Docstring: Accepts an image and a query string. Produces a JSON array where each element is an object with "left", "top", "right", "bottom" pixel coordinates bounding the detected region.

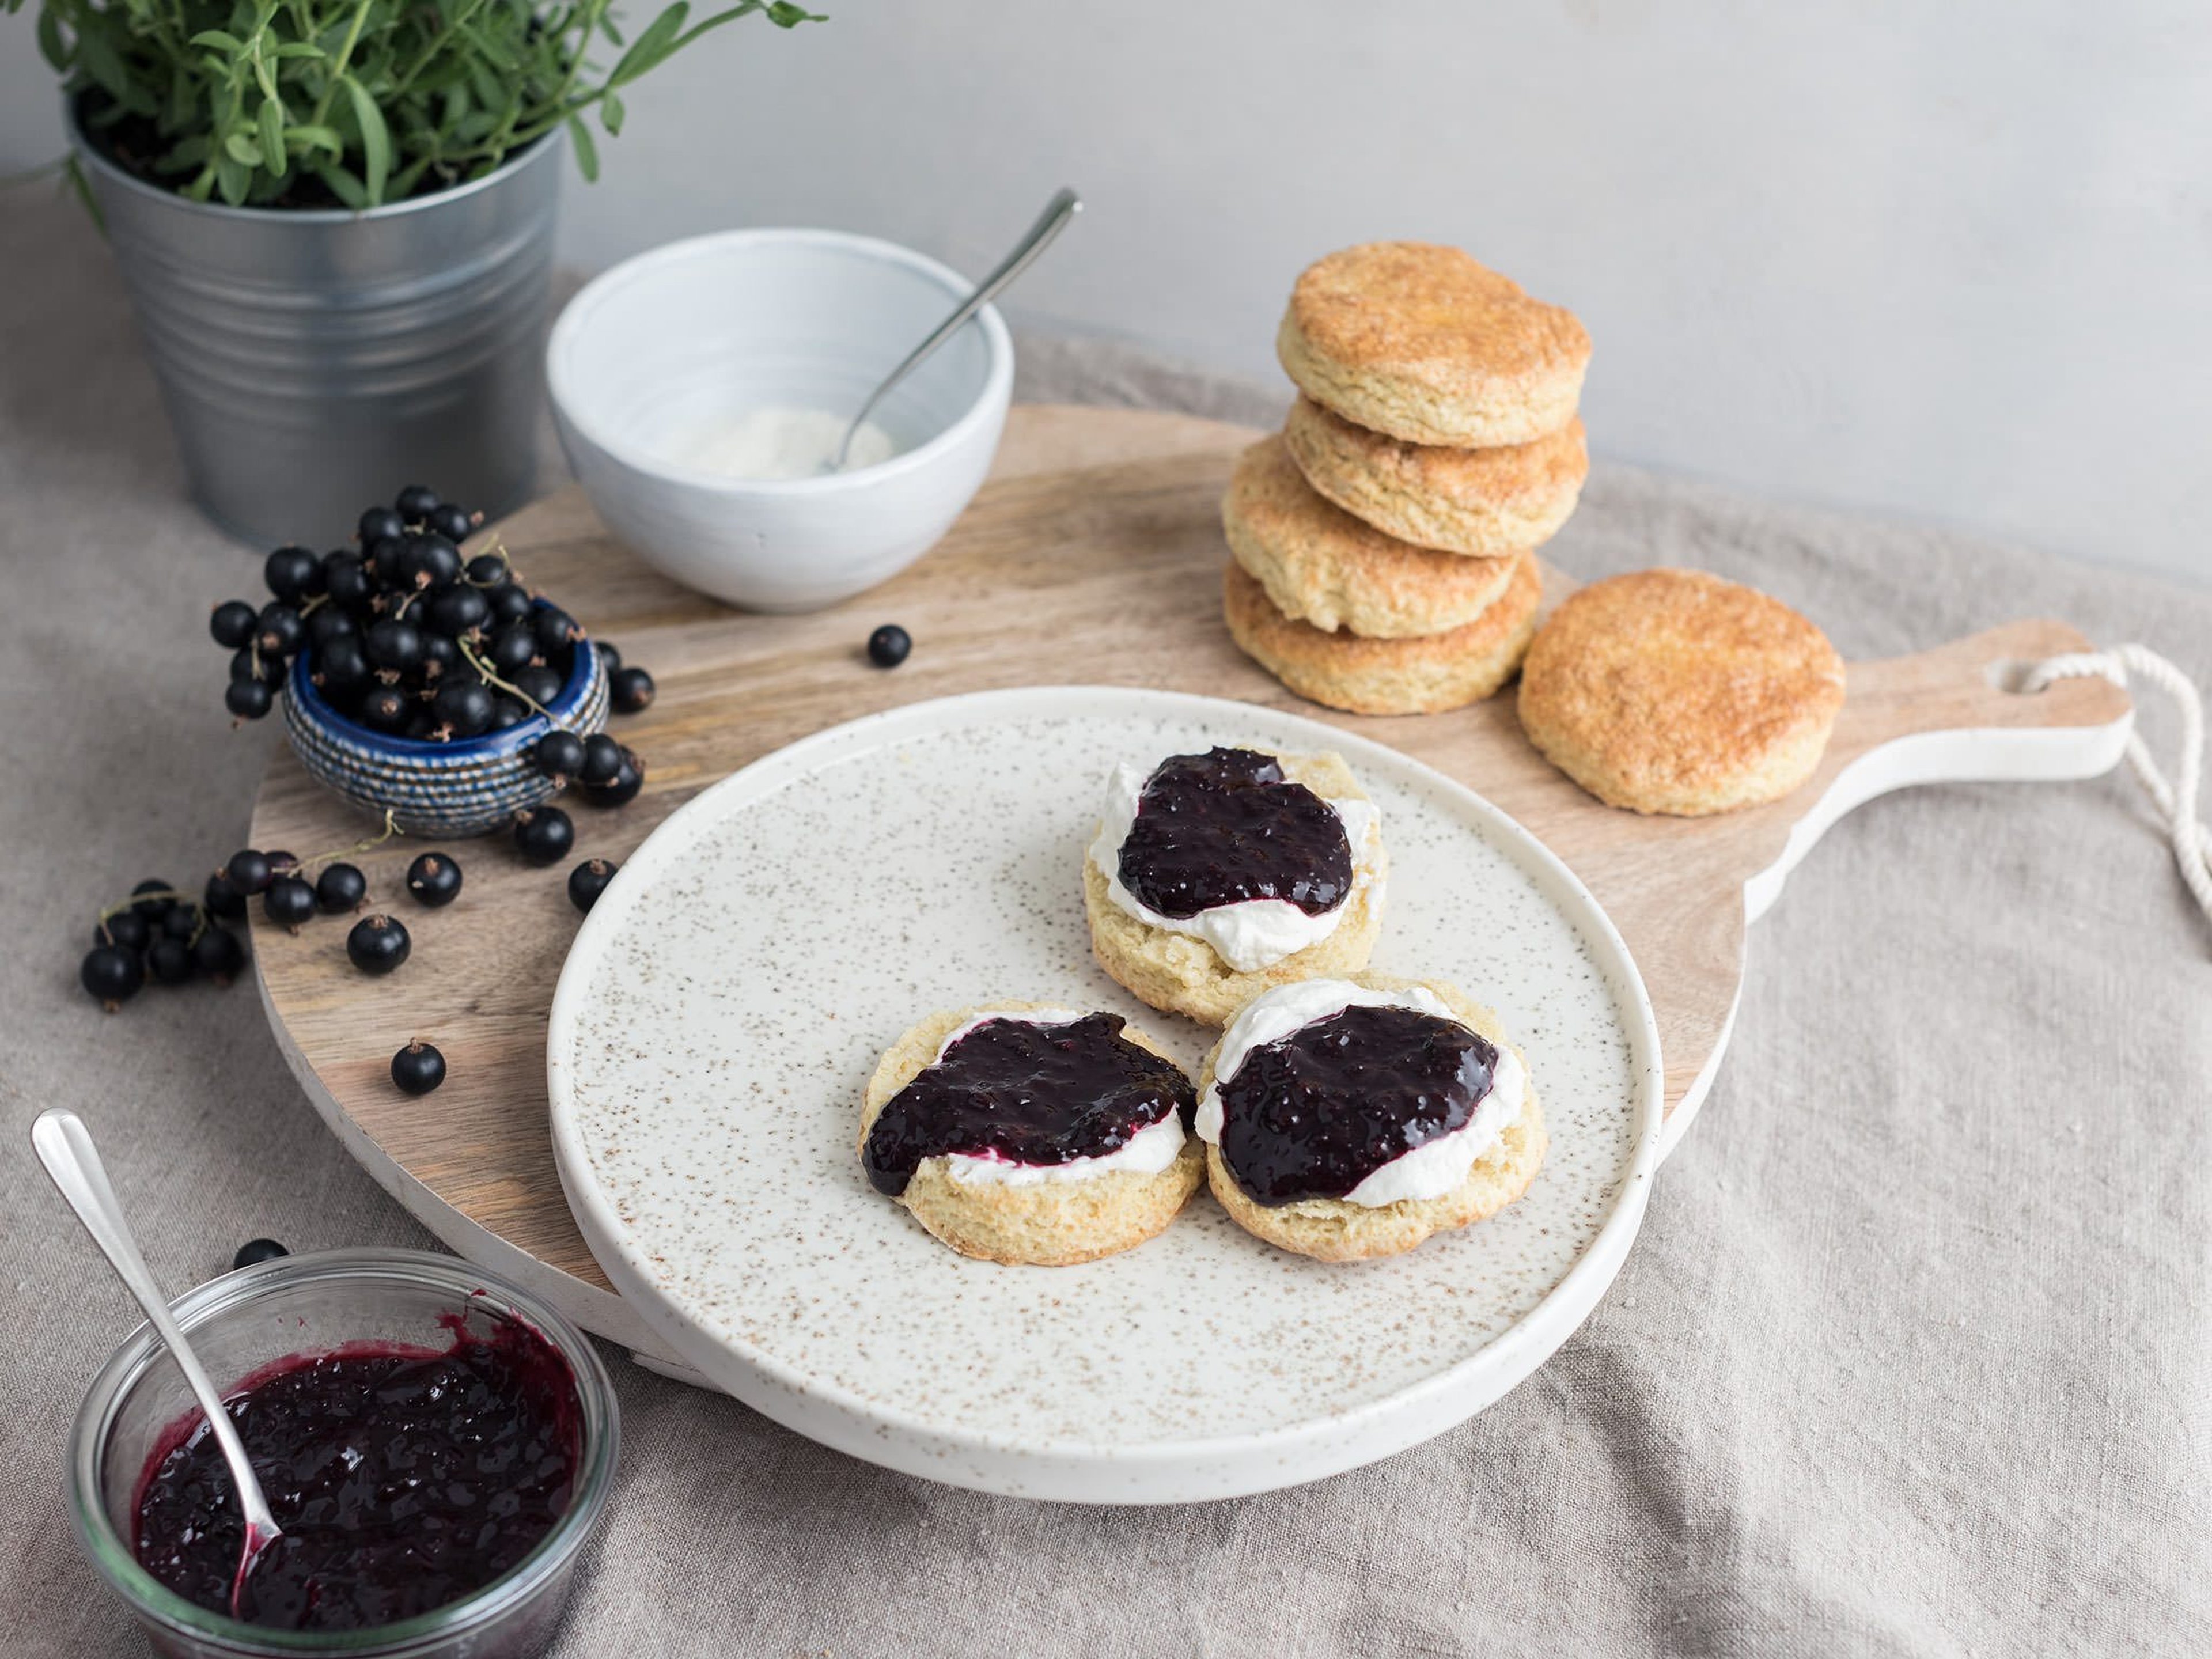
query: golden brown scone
[
  {"left": 1281, "top": 395, "right": 1587, "bottom": 558},
  {"left": 1223, "top": 554, "right": 1541, "bottom": 715},
  {"left": 1277, "top": 242, "right": 1590, "bottom": 447},
  {"left": 859, "top": 1003, "right": 1202, "bottom": 1266},
  {"left": 1517, "top": 567, "right": 1847, "bottom": 816},
  {"left": 1223, "top": 435, "right": 1519, "bottom": 638},
  {"left": 1198, "top": 974, "right": 1546, "bottom": 1262},
  {"left": 1085, "top": 752, "right": 1385, "bottom": 1027}
]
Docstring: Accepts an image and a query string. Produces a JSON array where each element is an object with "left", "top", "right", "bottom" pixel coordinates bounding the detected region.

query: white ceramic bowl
[{"left": 547, "top": 229, "right": 1013, "bottom": 613}]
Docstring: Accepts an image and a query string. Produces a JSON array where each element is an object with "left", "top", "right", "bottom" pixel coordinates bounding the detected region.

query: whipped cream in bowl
[{"left": 1087, "top": 752, "right": 1384, "bottom": 972}]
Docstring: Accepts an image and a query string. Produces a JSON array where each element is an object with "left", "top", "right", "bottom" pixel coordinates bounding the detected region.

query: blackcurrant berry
[
  {"left": 365, "top": 618, "right": 424, "bottom": 671},
  {"left": 160, "top": 903, "right": 200, "bottom": 942},
  {"left": 230, "top": 646, "right": 277, "bottom": 684},
  {"left": 316, "top": 862, "right": 367, "bottom": 913},
  {"left": 81, "top": 945, "right": 144, "bottom": 1010},
  {"left": 431, "top": 679, "right": 495, "bottom": 738},
  {"left": 368, "top": 535, "right": 410, "bottom": 589},
  {"left": 130, "top": 879, "right": 176, "bottom": 918},
  {"left": 264, "top": 874, "right": 316, "bottom": 929},
  {"left": 486, "top": 623, "right": 537, "bottom": 677},
  {"left": 192, "top": 925, "right": 247, "bottom": 984},
  {"left": 416, "top": 631, "right": 460, "bottom": 681},
  {"left": 257, "top": 602, "right": 306, "bottom": 656},
  {"left": 226, "top": 849, "right": 274, "bottom": 895},
  {"left": 533, "top": 607, "right": 581, "bottom": 655},
  {"left": 513, "top": 805, "right": 574, "bottom": 866},
  {"left": 267, "top": 850, "right": 299, "bottom": 874},
  {"left": 390, "top": 1038, "right": 447, "bottom": 1096},
  {"left": 315, "top": 636, "right": 370, "bottom": 689},
  {"left": 225, "top": 679, "right": 274, "bottom": 721},
  {"left": 233, "top": 1238, "right": 289, "bottom": 1270},
  {"left": 425, "top": 583, "right": 488, "bottom": 638},
  {"left": 464, "top": 551, "right": 507, "bottom": 586},
  {"left": 359, "top": 684, "right": 410, "bottom": 731},
  {"left": 584, "top": 748, "right": 645, "bottom": 808},
  {"left": 490, "top": 696, "right": 529, "bottom": 729},
  {"left": 203, "top": 870, "right": 247, "bottom": 921},
  {"left": 484, "top": 582, "right": 532, "bottom": 627},
  {"left": 395, "top": 484, "right": 441, "bottom": 522},
  {"left": 866, "top": 624, "right": 911, "bottom": 668},
  {"left": 406, "top": 534, "right": 462, "bottom": 591},
  {"left": 324, "top": 549, "right": 372, "bottom": 607},
  {"left": 513, "top": 664, "right": 563, "bottom": 709},
  {"left": 360, "top": 504, "right": 405, "bottom": 543},
  {"left": 406, "top": 852, "right": 463, "bottom": 907},
  {"left": 567, "top": 857, "right": 618, "bottom": 913},
  {"left": 431, "top": 503, "right": 475, "bottom": 543},
  {"left": 264, "top": 544, "right": 321, "bottom": 600},
  {"left": 309, "top": 607, "right": 358, "bottom": 649},
  {"left": 577, "top": 732, "right": 623, "bottom": 786},
  {"left": 404, "top": 707, "right": 440, "bottom": 741},
  {"left": 210, "top": 600, "right": 259, "bottom": 649},
  {"left": 609, "top": 665, "right": 656, "bottom": 714},
  {"left": 346, "top": 913, "right": 411, "bottom": 975},
  {"left": 596, "top": 642, "right": 622, "bottom": 673},
  {"left": 147, "top": 936, "right": 195, "bottom": 985},
  {"left": 535, "top": 730, "right": 586, "bottom": 781},
  {"left": 97, "top": 909, "right": 150, "bottom": 951}
]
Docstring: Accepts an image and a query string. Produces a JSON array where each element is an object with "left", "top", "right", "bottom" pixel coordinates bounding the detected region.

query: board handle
[{"left": 1744, "top": 618, "right": 2134, "bottom": 920}]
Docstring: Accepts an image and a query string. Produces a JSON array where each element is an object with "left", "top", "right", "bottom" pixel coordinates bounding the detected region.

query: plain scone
[
  {"left": 1517, "top": 567, "right": 1847, "bottom": 815},
  {"left": 1199, "top": 973, "right": 1547, "bottom": 1262},
  {"left": 859, "top": 1002, "right": 1202, "bottom": 1267},
  {"left": 1085, "top": 751, "right": 1385, "bottom": 1028},
  {"left": 1276, "top": 242, "right": 1590, "bottom": 448},
  {"left": 1223, "top": 555, "right": 1541, "bottom": 715},
  {"left": 1223, "top": 434, "right": 1520, "bottom": 638},
  {"left": 1281, "top": 394, "right": 1587, "bottom": 559}
]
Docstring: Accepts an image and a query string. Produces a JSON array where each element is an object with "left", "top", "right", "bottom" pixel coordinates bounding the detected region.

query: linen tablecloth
[{"left": 3, "top": 191, "right": 2207, "bottom": 1656}]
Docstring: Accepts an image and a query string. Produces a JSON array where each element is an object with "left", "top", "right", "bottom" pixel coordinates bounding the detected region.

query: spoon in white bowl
[
  {"left": 33, "top": 1108, "right": 281, "bottom": 1620},
  {"left": 825, "top": 185, "right": 1083, "bottom": 474}
]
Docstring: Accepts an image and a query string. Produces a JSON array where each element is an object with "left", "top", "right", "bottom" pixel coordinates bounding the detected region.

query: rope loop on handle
[{"left": 2023, "top": 644, "right": 2211, "bottom": 928}]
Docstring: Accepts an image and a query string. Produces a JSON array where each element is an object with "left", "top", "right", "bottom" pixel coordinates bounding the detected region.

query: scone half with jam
[
  {"left": 1196, "top": 974, "right": 1546, "bottom": 1261},
  {"left": 858, "top": 1002, "right": 1202, "bottom": 1266},
  {"left": 1082, "top": 747, "right": 1388, "bottom": 1027}
]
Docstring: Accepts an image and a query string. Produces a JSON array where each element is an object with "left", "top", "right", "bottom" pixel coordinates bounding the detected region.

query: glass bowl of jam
[{"left": 66, "top": 1248, "right": 619, "bottom": 1659}]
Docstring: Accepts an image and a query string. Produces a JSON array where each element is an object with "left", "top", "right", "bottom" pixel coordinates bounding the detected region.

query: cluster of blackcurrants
[
  {"left": 79, "top": 878, "right": 251, "bottom": 1011},
  {"left": 209, "top": 485, "right": 656, "bottom": 761}
]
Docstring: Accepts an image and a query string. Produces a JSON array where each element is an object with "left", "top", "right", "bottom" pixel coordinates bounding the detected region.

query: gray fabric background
[{"left": 3, "top": 188, "right": 2208, "bottom": 1656}]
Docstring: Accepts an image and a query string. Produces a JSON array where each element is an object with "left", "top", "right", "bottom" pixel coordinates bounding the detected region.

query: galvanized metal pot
[{"left": 67, "top": 102, "right": 562, "bottom": 548}]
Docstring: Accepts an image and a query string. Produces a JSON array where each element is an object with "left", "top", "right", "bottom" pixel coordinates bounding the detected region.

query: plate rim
[{"left": 547, "top": 685, "right": 1666, "bottom": 1487}]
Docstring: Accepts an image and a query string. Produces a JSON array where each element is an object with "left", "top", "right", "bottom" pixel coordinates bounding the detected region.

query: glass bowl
[{"left": 67, "top": 1248, "right": 619, "bottom": 1659}]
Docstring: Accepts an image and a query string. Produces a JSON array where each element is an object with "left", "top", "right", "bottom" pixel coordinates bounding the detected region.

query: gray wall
[{"left": 5, "top": 2, "right": 2207, "bottom": 585}]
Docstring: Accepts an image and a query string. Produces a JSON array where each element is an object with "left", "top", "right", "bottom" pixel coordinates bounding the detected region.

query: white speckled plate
[{"left": 548, "top": 687, "right": 1664, "bottom": 1502}]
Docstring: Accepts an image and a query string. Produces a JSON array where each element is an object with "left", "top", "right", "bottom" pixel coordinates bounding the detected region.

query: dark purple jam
[
  {"left": 1116, "top": 747, "right": 1353, "bottom": 919},
  {"left": 863, "top": 1012, "right": 1196, "bottom": 1196},
  {"left": 132, "top": 1315, "right": 579, "bottom": 1631},
  {"left": 1215, "top": 1003, "right": 1498, "bottom": 1206}
]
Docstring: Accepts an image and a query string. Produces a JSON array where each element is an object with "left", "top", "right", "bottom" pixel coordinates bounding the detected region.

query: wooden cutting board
[{"left": 247, "top": 404, "right": 2133, "bottom": 1361}]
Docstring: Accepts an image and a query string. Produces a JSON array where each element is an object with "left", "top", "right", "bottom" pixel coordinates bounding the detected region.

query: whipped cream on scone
[
  {"left": 1199, "top": 979, "right": 1525, "bottom": 1209},
  {"left": 1086, "top": 747, "right": 1384, "bottom": 972}
]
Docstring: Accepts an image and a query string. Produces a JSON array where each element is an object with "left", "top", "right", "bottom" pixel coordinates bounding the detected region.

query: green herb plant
[{"left": 10, "top": 0, "right": 821, "bottom": 209}]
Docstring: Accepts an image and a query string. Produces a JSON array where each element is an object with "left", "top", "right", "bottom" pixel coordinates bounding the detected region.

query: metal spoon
[
  {"left": 827, "top": 185, "right": 1083, "bottom": 473},
  {"left": 33, "top": 1109, "right": 281, "bottom": 1619}
]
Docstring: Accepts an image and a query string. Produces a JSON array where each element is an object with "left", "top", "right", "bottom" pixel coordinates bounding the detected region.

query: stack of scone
[{"left": 1224, "top": 241, "right": 1592, "bottom": 715}]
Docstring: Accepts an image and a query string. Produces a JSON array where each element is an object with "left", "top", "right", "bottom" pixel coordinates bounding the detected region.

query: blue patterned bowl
[{"left": 283, "top": 628, "right": 611, "bottom": 838}]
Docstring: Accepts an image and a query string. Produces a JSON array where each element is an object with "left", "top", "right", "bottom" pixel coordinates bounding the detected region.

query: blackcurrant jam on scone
[
  {"left": 858, "top": 1006, "right": 1204, "bottom": 1266},
  {"left": 1195, "top": 976, "right": 1547, "bottom": 1261}
]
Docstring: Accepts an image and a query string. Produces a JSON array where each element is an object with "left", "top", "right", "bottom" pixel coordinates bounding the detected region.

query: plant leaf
[
  {"left": 257, "top": 97, "right": 286, "bottom": 173},
  {"left": 286, "top": 124, "right": 343, "bottom": 156},
  {"left": 189, "top": 29, "right": 245, "bottom": 52},
  {"left": 272, "top": 42, "right": 327, "bottom": 59},
  {"left": 564, "top": 112, "right": 599, "bottom": 181},
  {"left": 600, "top": 91, "right": 623, "bottom": 135},
  {"left": 214, "top": 153, "right": 250, "bottom": 205},
  {"left": 766, "top": 2, "right": 823, "bottom": 24},
  {"left": 36, "top": 7, "right": 71, "bottom": 73},
  {"left": 312, "top": 160, "right": 368, "bottom": 209},
  {"left": 608, "top": 3, "right": 687, "bottom": 86},
  {"left": 224, "top": 130, "right": 263, "bottom": 166},
  {"left": 340, "top": 74, "right": 390, "bottom": 204}
]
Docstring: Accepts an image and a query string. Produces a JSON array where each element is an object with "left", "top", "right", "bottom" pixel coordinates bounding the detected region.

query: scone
[
  {"left": 1276, "top": 242, "right": 1590, "bottom": 448},
  {"left": 1084, "top": 747, "right": 1386, "bottom": 1027},
  {"left": 1223, "top": 434, "right": 1520, "bottom": 638},
  {"left": 858, "top": 1002, "right": 1202, "bottom": 1266},
  {"left": 1224, "top": 555, "right": 1541, "bottom": 715},
  {"left": 1281, "top": 395, "right": 1587, "bottom": 558},
  {"left": 1196, "top": 974, "right": 1546, "bottom": 1262},
  {"left": 1517, "top": 567, "right": 1847, "bottom": 815}
]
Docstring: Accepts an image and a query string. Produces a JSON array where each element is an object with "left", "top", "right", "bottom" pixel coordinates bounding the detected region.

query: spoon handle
[
  {"left": 835, "top": 185, "right": 1083, "bottom": 468},
  {"left": 32, "top": 1111, "right": 282, "bottom": 1559}
]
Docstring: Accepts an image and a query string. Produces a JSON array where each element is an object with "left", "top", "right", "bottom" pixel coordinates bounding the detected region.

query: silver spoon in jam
[{"left": 33, "top": 1108, "right": 281, "bottom": 1618}]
